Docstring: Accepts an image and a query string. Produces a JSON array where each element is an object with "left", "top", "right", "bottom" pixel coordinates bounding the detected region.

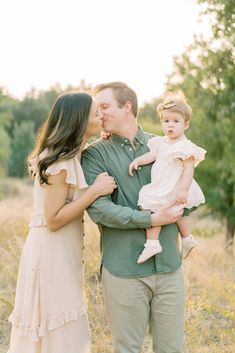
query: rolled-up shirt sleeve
[{"left": 82, "top": 147, "right": 151, "bottom": 230}]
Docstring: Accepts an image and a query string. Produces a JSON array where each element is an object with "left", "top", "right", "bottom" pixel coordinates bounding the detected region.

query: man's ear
[{"left": 124, "top": 101, "right": 132, "bottom": 113}]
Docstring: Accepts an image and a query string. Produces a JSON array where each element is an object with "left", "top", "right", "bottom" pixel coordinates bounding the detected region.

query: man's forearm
[
  {"left": 87, "top": 197, "right": 152, "bottom": 229},
  {"left": 82, "top": 147, "right": 152, "bottom": 230}
]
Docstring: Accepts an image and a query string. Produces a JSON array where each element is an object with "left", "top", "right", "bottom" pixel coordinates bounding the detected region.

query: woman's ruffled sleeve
[
  {"left": 172, "top": 140, "right": 207, "bottom": 167},
  {"left": 46, "top": 157, "right": 88, "bottom": 189},
  {"left": 147, "top": 136, "right": 163, "bottom": 156}
]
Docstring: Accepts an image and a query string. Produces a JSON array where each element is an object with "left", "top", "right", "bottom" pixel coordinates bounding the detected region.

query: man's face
[{"left": 95, "top": 88, "right": 126, "bottom": 134}]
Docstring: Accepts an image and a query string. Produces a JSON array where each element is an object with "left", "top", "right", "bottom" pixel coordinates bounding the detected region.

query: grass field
[{"left": 0, "top": 178, "right": 234, "bottom": 353}]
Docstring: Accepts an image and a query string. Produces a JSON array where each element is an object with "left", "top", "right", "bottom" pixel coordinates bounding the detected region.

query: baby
[{"left": 129, "top": 91, "right": 206, "bottom": 263}]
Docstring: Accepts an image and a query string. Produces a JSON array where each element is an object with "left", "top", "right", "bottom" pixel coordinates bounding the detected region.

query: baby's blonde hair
[{"left": 156, "top": 91, "right": 192, "bottom": 121}]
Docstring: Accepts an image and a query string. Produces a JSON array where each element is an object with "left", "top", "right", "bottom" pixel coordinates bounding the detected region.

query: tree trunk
[{"left": 225, "top": 219, "right": 235, "bottom": 255}]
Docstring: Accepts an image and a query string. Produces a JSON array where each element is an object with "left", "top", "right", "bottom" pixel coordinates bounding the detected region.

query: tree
[
  {"left": 0, "top": 128, "right": 11, "bottom": 176},
  {"left": 10, "top": 89, "right": 59, "bottom": 136},
  {"left": 166, "top": 0, "right": 235, "bottom": 251},
  {"left": 9, "top": 81, "right": 92, "bottom": 137},
  {"left": 6, "top": 80, "right": 92, "bottom": 177},
  {"left": 138, "top": 98, "right": 162, "bottom": 135},
  {"left": 0, "top": 89, "right": 15, "bottom": 176},
  {"left": 8, "top": 121, "right": 35, "bottom": 177}
]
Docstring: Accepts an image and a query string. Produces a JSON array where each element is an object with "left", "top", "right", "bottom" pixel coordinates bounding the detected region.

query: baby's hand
[
  {"left": 176, "top": 190, "right": 188, "bottom": 205},
  {"left": 101, "top": 131, "right": 111, "bottom": 140},
  {"left": 128, "top": 159, "right": 139, "bottom": 176}
]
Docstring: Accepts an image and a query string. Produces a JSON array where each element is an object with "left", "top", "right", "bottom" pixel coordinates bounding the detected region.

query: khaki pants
[{"left": 102, "top": 266, "right": 185, "bottom": 353}]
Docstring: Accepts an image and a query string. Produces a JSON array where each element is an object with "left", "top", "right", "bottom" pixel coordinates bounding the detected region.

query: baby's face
[{"left": 161, "top": 111, "right": 189, "bottom": 140}]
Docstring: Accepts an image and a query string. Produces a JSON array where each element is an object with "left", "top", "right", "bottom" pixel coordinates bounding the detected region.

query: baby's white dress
[
  {"left": 8, "top": 153, "right": 91, "bottom": 353},
  {"left": 138, "top": 136, "right": 206, "bottom": 211}
]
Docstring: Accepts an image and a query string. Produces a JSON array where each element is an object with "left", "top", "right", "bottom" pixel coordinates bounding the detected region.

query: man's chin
[{"left": 102, "top": 127, "right": 111, "bottom": 133}]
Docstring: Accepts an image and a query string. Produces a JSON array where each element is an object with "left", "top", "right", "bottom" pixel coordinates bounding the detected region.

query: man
[{"left": 82, "top": 82, "right": 185, "bottom": 353}]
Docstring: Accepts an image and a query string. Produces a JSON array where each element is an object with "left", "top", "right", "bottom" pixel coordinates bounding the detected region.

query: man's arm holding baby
[{"left": 82, "top": 147, "right": 183, "bottom": 229}]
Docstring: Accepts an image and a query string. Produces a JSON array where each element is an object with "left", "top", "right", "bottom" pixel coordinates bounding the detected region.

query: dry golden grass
[{"left": 0, "top": 178, "right": 234, "bottom": 353}]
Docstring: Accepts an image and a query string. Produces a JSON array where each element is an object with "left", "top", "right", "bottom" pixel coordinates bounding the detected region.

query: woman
[{"left": 8, "top": 92, "right": 117, "bottom": 353}]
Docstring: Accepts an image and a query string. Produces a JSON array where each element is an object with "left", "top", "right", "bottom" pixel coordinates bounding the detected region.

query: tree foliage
[
  {"left": 8, "top": 121, "right": 35, "bottom": 177},
  {"left": 0, "top": 89, "right": 14, "bottom": 129},
  {"left": 166, "top": 0, "right": 235, "bottom": 249},
  {"left": 5, "top": 82, "right": 91, "bottom": 177},
  {"left": 0, "top": 128, "right": 11, "bottom": 177},
  {"left": 138, "top": 98, "right": 163, "bottom": 135},
  {"left": 0, "top": 89, "right": 15, "bottom": 176},
  {"left": 9, "top": 86, "right": 62, "bottom": 136}
]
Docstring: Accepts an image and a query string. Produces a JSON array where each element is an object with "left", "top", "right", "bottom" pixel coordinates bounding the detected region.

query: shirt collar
[{"left": 111, "top": 126, "right": 145, "bottom": 146}]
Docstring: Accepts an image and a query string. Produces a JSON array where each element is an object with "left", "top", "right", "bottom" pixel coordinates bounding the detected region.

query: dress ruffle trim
[
  {"left": 165, "top": 139, "right": 206, "bottom": 167},
  {"left": 9, "top": 301, "right": 88, "bottom": 343},
  {"left": 45, "top": 158, "right": 88, "bottom": 189},
  {"left": 147, "top": 137, "right": 207, "bottom": 166},
  {"left": 29, "top": 151, "right": 88, "bottom": 189},
  {"left": 171, "top": 145, "right": 206, "bottom": 167}
]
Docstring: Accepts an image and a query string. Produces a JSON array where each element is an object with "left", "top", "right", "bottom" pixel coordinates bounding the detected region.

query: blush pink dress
[
  {"left": 138, "top": 136, "right": 206, "bottom": 211},
  {"left": 8, "top": 154, "right": 91, "bottom": 353}
]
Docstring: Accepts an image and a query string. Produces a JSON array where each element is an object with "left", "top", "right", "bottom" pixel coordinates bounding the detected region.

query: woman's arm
[
  {"left": 44, "top": 170, "right": 116, "bottom": 232},
  {"left": 176, "top": 157, "right": 195, "bottom": 204},
  {"left": 129, "top": 152, "right": 156, "bottom": 176}
]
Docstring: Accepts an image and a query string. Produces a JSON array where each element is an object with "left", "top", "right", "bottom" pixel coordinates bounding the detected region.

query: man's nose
[{"left": 97, "top": 109, "right": 104, "bottom": 120}]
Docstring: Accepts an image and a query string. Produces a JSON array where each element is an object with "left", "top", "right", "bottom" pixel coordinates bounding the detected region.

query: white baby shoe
[
  {"left": 137, "top": 240, "right": 162, "bottom": 264},
  {"left": 182, "top": 235, "right": 198, "bottom": 259}
]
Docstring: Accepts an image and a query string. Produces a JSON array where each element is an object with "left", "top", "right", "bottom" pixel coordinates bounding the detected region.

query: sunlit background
[{"left": 0, "top": 0, "right": 210, "bottom": 104}]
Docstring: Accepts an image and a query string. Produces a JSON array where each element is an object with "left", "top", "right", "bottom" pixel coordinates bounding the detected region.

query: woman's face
[{"left": 85, "top": 101, "right": 102, "bottom": 138}]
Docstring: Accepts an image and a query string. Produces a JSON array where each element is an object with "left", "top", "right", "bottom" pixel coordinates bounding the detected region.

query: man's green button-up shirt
[{"left": 82, "top": 127, "right": 181, "bottom": 277}]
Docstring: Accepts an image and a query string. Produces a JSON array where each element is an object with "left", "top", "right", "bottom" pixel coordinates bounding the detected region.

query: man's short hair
[{"left": 94, "top": 81, "right": 138, "bottom": 117}]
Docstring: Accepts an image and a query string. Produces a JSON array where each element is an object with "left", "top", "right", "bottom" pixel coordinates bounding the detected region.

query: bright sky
[{"left": 0, "top": 0, "right": 210, "bottom": 105}]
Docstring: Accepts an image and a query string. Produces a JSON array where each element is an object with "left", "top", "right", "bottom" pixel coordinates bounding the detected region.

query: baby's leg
[
  {"left": 137, "top": 226, "right": 162, "bottom": 264},
  {"left": 177, "top": 216, "right": 198, "bottom": 259},
  {"left": 146, "top": 226, "right": 161, "bottom": 240},
  {"left": 176, "top": 216, "right": 191, "bottom": 237}
]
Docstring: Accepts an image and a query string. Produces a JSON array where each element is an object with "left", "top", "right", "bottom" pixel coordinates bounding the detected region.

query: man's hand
[
  {"left": 101, "top": 131, "right": 111, "bottom": 139},
  {"left": 150, "top": 201, "right": 184, "bottom": 226}
]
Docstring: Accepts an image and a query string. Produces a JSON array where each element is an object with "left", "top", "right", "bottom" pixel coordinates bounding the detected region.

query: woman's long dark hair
[{"left": 28, "top": 92, "right": 92, "bottom": 184}]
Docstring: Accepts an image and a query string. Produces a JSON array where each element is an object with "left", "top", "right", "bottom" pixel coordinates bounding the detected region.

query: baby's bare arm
[
  {"left": 176, "top": 157, "right": 195, "bottom": 204},
  {"left": 129, "top": 152, "right": 156, "bottom": 176}
]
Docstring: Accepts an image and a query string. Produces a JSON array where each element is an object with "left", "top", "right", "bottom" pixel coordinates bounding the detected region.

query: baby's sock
[
  {"left": 146, "top": 239, "right": 160, "bottom": 246},
  {"left": 182, "top": 235, "right": 192, "bottom": 244}
]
